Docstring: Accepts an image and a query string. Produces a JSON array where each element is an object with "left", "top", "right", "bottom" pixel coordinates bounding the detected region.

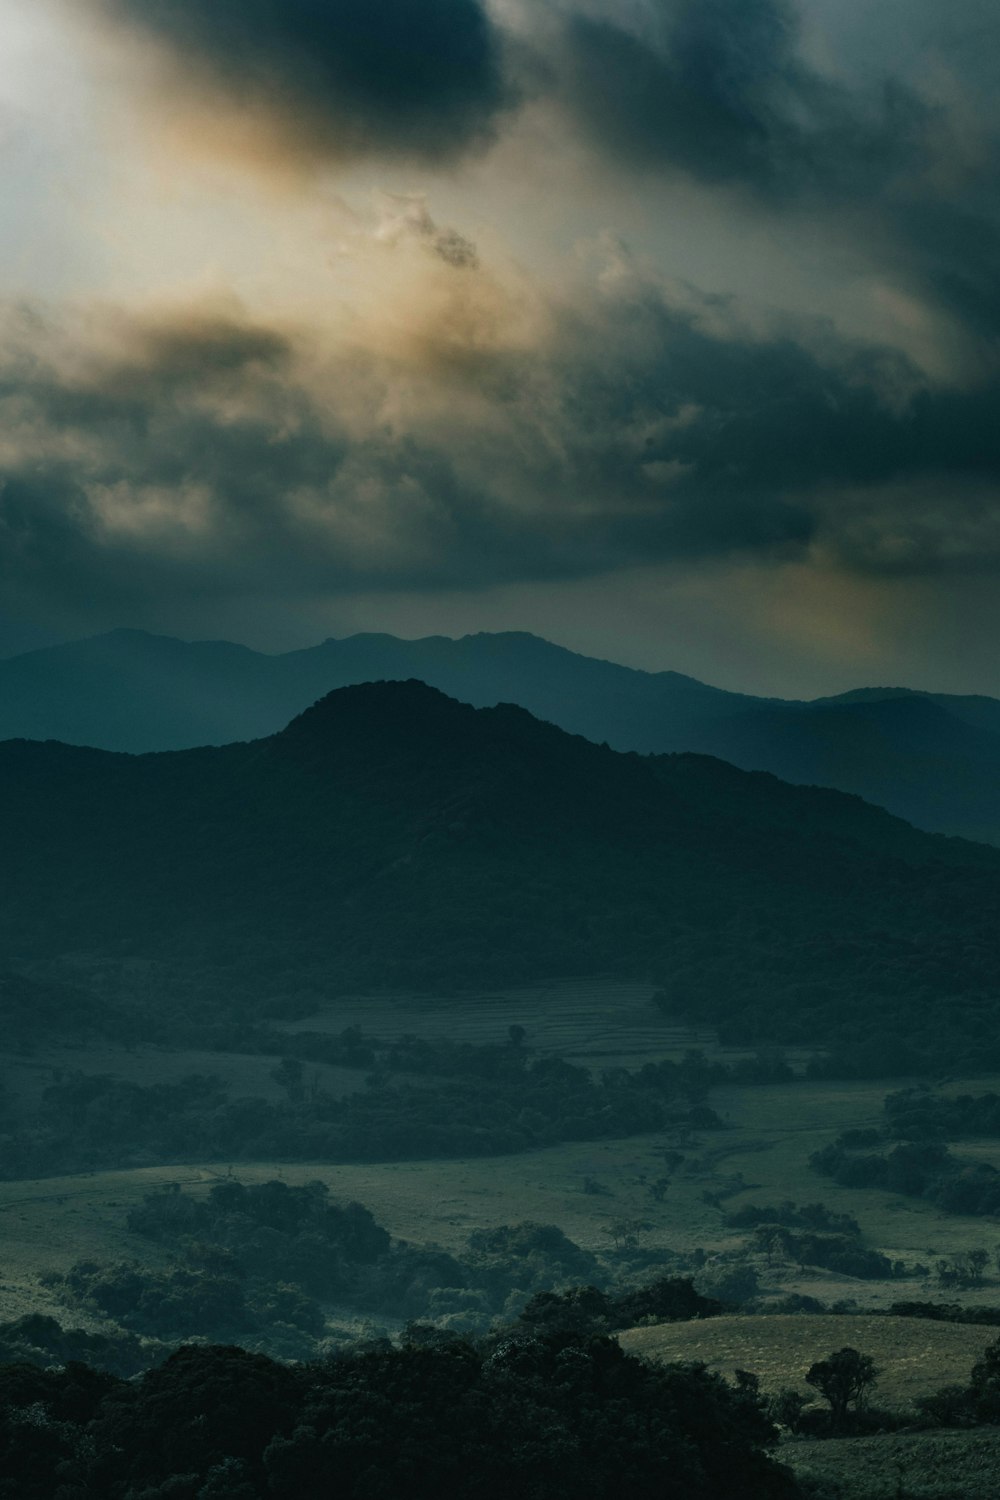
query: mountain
[
  {"left": 2, "top": 681, "right": 999, "bottom": 1070},
  {"left": 0, "top": 627, "right": 753, "bottom": 752},
  {"left": 688, "top": 694, "right": 1000, "bottom": 845},
  {"left": 2, "top": 628, "right": 1000, "bottom": 843}
]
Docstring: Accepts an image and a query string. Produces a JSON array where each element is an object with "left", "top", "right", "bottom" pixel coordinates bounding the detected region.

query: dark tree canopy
[
  {"left": 805, "top": 1347, "right": 880, "bottom": 1430},
  {"left": 0, "top": 1333, "right": 800, "bottom": 1499}
]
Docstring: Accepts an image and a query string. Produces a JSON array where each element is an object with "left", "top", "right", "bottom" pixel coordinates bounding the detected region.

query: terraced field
[{"left": 281, "top": 978, "right": 753, "bottom": 1070}]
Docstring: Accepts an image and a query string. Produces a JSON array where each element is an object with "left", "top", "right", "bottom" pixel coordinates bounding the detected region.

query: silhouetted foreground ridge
[{"left": 0, "top": 1330, "right": 798, "bottom": 1499}]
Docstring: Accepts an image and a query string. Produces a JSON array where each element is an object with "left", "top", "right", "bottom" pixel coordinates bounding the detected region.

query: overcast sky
[{"left": 1, "top": 0, "right": 999, "bottom": 695}]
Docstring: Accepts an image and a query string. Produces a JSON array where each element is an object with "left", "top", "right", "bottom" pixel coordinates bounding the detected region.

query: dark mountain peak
[
  {"left": 277, "top": 679, "right": 484, "bottom": 769},
  {"left": 281, "top": 681, "right": 563, "bottom": 762},
  {"left": 285, "top": 677, "right": 469, "bottom": 730}
]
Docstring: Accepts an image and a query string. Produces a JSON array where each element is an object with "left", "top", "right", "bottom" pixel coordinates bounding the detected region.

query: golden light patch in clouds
[
  {"left": 724, "top": 561, "right": 910, "bottom": 679},
  {"left": 63, "top": 0, "right": 512, "bottom": 183},
  {"left": 340, "top": 204, "right": 548, "bottom": 370}
]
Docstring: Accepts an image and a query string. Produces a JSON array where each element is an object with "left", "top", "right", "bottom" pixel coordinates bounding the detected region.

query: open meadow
[
  {"left": 4, "top": 1043, "right": 1000, "bottom": 1330},
  {"left": 619, "top": 1313, "right": 991, "bottom": 1410}
]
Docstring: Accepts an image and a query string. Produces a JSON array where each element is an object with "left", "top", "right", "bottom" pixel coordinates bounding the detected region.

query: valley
[{"left": 3, "top": 685, "right": 1000, "bottom": 1498}]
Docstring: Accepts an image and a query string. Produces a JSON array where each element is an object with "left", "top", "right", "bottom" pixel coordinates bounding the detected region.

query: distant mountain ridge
[
  {"left": 2, "top": 679, "right": 999, "bottom": 1070},
  {"left": 3, "top": 627, "right": 1000, "bottom": 843}
]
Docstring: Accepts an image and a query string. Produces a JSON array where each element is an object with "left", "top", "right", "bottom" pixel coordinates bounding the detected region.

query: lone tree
[{"left": 805, "top": 1347, "right": 879, "bottom": 1430}]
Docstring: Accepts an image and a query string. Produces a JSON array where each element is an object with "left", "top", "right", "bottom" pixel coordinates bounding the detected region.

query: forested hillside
[{"left": 2, "top": 681, "right": 999, "bottom": 1068}]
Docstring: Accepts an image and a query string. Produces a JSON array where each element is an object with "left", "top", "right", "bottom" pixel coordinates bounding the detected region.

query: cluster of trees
[
  {"left": 915, "top": 1337, "right": 1000, "bottom": 1429},
  {"left": 752, "top": 1226, "right": 899, "bottom": 1281},
  {"left": 769, "top": 1346, "right": 885, "bottom": 1438},
  {"left": 44, "top": 1179, "right": 722, "bottom": 1357},
  {"left": 722, "top": 1200, "right": 899, "bottom": 1281},
  {"left": 0, "top": 1314, "right": 158, "bottom": 1379},
  {"left": 726, "top": 1201, "right": 861, "bottom": 1236},
  {"left": 811, "top": 1133, "right": 1000, "bottom": 1218},
  {"left": 884, "top": 1088, "right": 1000, "bottom": 1142},
  {"left": 888, "top": 1301, "right": 1000, "bottom": 1327},
  {"left": 0, "top": 1329, "right": 798, "bottom": 1500},
  {"left": 0, "top": 1046, "right": 720, "bottom": 1180}
]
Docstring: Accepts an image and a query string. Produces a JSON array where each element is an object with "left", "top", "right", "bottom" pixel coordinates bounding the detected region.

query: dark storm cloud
[
  {"left": 552, "top": 0, "right": 936, "bottom": 198},
  {"left": 97, "top": 0, "right": 513, "bottom": 164},
  {"left": 3, "top": 276, "right": 1000, "bottom": 635},
  {"left": 544, "top": 0, "right": 1000, "bottom": 351}
]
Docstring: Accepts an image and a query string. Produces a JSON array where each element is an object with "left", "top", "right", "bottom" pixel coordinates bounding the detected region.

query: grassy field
[
  {"left": 619, "top": 1314, "right": 991, "bottom": 1410},
  {"left": 5, "top": 1058, "right": 1000, "bottom": 1329},
  {"left": 702, "top": 1078, "right": 1000, "bottom": 1273},
  {"left": 3, "top": 1094, "right": 1000, "bottom": 1331},
  {"left": 782, "top": 1428, "right": 1000, "bottom": 1500},
  {"left": 5, "top": 980, "right": 1000, "bottom": 1341}
]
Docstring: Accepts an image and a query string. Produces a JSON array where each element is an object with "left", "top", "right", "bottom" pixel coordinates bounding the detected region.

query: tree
[
  {"left": 805, "top": 1347, "right": 879, "bottom": 1430},
  {"left": 964, "top": 1249, "right": 990, "bottom": 1284},
  {"left": 968, "top": 1336, "right": 1000, "bottom": 1422},
  {"left": 270, "top": 1058, "right": 304, "bottom": 1103},
  {"left": 606, "top": 1217, "right": 651, "bottom": 1251}
]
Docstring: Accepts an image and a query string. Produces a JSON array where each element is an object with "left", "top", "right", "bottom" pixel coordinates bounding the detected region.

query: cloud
[
  {"left": 3, "top": 244, "right": 1000, "bottom": 645},
  {"left": 550, "top": 0, "right": 936, "bottom": 198},
  {"left": 542, "top": 0, "right": 1000, "bottom": 356},
  {"left": 87, "top": 0, "right": 514, "bottom": 167},
  {"left": 375, "top": 195, "right": 480, "bottom": 269}
]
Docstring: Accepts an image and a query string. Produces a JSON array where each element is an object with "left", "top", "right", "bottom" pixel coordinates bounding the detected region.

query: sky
[{"left": 1, "top": 0, "right": 999, "bottom": 697}]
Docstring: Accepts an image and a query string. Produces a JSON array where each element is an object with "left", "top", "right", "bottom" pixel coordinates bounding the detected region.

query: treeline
[
  {"left": 0, "top": 1328, "right": 797, "bottom": 1500},
  {"left": 725, "top": 1201, "right": 900, "bottom": 1281},
  {"left": 915, "top": 1337, "right": 1000, "bottom": 1429},
  {"left": 805, "top": 1087, "right": 1000, "bottom": 1217},
  {"left": 42, "top": 1178, "right": 720, "bottom": 1358},
  {"left": 652, "top": 925, "right": 1000, "bottom": 1079},
  {"left": 0, "top": 1049, "right": 719, "bottom": 1180},
  {"left": 811, "top": 1134, "right": 1000, "bottom": 1218},
  {"left": 884, "top": 1087, "right": 1000, "bottom": 1141}
]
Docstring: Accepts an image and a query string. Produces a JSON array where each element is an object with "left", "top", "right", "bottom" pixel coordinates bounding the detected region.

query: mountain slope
[
  {"left": 2, "top": 681, "right": 999, "bottom": 1069},
  {"left": 2, "top": 629, "right": 999, "bottom": 843},
  {"left": 690, "top": 695, "right": 1000, "bottom": 843}
]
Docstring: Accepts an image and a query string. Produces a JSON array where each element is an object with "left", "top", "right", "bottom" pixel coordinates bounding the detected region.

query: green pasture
[
  {"left": 620, "top": 1313, "right": 991, "bottom": 1411},
  {"left": 4, "top": 1066, "right": 1000, "bottom": 1330},
  {"left": 782, "top": 1428, "right": 1000, "bottom": 1500},
  {"left": 5, "top": 981, "right": 1000, "bottom": 1337}
]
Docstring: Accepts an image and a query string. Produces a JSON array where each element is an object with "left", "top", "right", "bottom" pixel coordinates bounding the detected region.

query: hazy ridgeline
[
  {"left": 4, "top": 674, "right": 1000, "bottom": 1499},
  {"left": 5, "top": 627, "right": 1000, "bottom": 842}
]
